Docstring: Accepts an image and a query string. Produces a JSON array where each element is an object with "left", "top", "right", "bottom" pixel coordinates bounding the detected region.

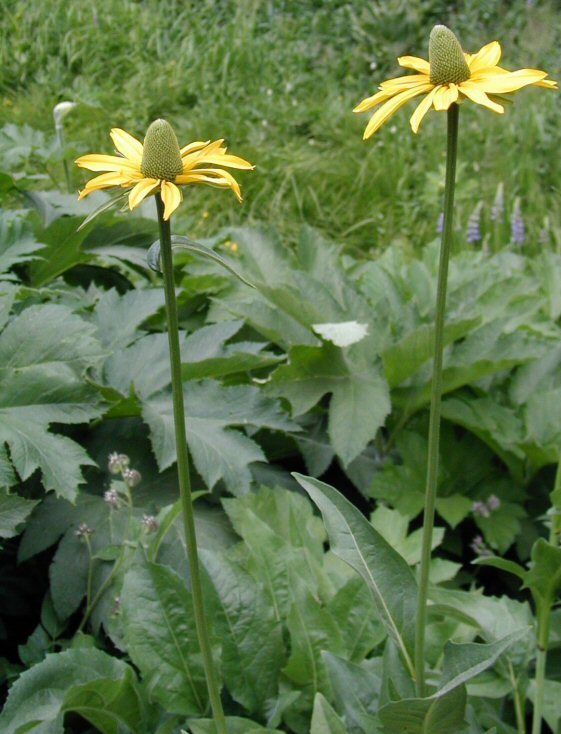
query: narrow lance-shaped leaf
[{"left": 292, "top": 473, "right": 417, "bottom": 678}]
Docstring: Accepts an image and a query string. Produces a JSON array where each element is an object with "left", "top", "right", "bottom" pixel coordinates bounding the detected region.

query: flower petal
[
  {"left": 180, "top": 140, "right": 211, "bottom": 156},
  {"left": 176, "top": 169, "right": 242, "bottom": 202},
  {"left": 78, "top": 171, "right": 131, "bottom": 199},
  {"left": 535, "top": 78, "right": 558, "bottom": 89},
  {"left": 410, "top": 86, "right": 439, "bottom": 133},
  {"left": 110, "top": 128, "right": 143, "bottom": 164},
  {"left": 128, "top": 178, "right": 160, "bottom": 210},
  {"left": 467, "top": 41, "right": 502, "bottom": 73},
  {"left": 472, "top": 68, "right": 548, "bottom": 94},
  {"left": 433, "top": 83, "right": 459, "bottom": 111},
  {"left": 181, "top": 139, "right": 225, "bottom": 172},
  {"left": 397, "top": 55, "right": 431, "bottom": 74},
  {"left": 363, "top": 83, "right": 433, "bottom": 139},
  {"left": 196, "top": 153, "right": 254, "bottom": 170},
  {"left": 354, "top": 88, "right": 396, "bottom": 113},
  {"left": 160, "top": 180, "right": 182, "bottom": 220},
  {"left": 75, "top": 153, "right": 141, "bottom": 174},
  {"left": 458, "top": 82, "right": 504, "bottom": 113},
  {"left": 380, "top": 74, "right": 431, "bottom": 89}
]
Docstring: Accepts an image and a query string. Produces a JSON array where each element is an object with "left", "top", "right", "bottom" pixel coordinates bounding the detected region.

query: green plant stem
[
  {"left": 83, "top": 535, "right": 94, "bottom": 626},
  {"left": 414, "top": 104, "right": 459, "bottom": 697},
  {"left": 156, "top": 194, "right": 227, "bottom": 734},
  {"left": 532, "top": 602, "right": 552, "bottom": 734},
  {"left": 549, "top": 456, "right": 561, "bottom": 546},
  {"left": 55, "top": 123, "right": 72, "bottom": 193},
  {"left": 507, "top": 660, "right": 526, "bottom": 734}
]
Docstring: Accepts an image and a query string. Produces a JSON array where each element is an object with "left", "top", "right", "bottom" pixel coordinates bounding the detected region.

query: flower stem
[
  {"left": 531, "top": 602, "right": 551, "bottom": 734},
  {"left": 549, "top": 455, "right": 561, "bottom": 546},
  {"left": 414, "top": 103, "right": 459, "bottom": 697},
  {"left": 156, "top": 194, "right": 227, "bottom": 734},
  {"left": 55, "top": 122, "right": 72, "bottom": 193}
]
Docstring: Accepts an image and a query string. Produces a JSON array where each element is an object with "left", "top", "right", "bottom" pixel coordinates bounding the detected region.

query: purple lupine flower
[
  {"left": 466, "top": 204, "right": 482, "bottom": 244},
  {"left": 491, "top": 183, "right": 504, "bottom": 222},
  {"left": 539, "top": 228, "right": 549, "bottom": 245},
  {"left": 437, "top": 212, "right": 444, "bottom": 234},
  {"left": 511, "top": 200, "right": 526, "bottom": 245}
]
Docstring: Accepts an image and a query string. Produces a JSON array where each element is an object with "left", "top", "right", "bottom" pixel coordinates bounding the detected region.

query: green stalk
[
  {"left": 549, "top": 455, "right": 561, "bottom": 546},
  {"left": 156, "top": 194, "right": 227, "bottom": 734},
  {"left": 414, "top": 104, "right": 459, "bottom": 696},
  {"left": 531, "top": 602, "right": 551, "bottom": 734},
  {"left": 55, "top": 122, "right": 72, "bottom": 193}
]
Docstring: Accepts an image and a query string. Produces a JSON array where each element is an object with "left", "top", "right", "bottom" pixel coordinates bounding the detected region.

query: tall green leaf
[
  {"left": 293, "top": 473, "right": 417, "bottom": 678},
  {"left": 120, "top": 558, "right": 208, "bottom": 716},
  {"left": 200, "top": 549, "right": 286, "bottom": 715},
  {"left": 310, "top": 693, "right": 348, "bottom": 734}
]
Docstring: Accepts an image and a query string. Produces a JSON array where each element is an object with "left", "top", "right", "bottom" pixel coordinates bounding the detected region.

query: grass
[{"left": 0, "top": 0, "right": 559, "bottom": 252}]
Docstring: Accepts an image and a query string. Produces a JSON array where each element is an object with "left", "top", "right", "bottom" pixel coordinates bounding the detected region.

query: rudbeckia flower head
[
  {"left": 354, "top": 25, "right": 557, "bottom": 139},
  {"left": 76, "top": 119, "right": 254, "bottom": 220}
]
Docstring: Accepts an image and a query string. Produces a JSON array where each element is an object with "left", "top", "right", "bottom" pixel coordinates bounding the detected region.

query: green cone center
[
  {"left": 141, "top": 119, "right": 183, "bottom": 181},
  {"left": 429, "top": 25, "right": 471, "bottom": 86}
]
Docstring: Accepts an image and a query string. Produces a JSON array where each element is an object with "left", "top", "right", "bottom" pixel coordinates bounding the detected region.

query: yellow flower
[
  {"left": 76, "top": 119, "right": 254, "bottom": 220},
  {"left": 354, "top": 25, "right": 557, "bottom": 139}
]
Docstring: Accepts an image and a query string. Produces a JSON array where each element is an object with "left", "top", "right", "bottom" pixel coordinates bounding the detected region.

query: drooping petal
[
  {"left": 433, "top": 83, "right": 459, "bottom": 110},
  {"left": 363, "top": 83, "right": 433, "bottom": 139},
  {"left": 128, "top": 178, "right": 160, "bottom": 210},
  {"left": 195, "top": 153, "right": 254, "bottom": 170},
  {"left": 160, "top": 180, "right": 182, "bottom": 220},
  {"left": 410, "top": 86, "right": 439, "bottom": 133},
  {"left": 397, "top": 55, "right": 431, "bottom": 74},
  {"left": 353, "top": 88, "right": 396, "bottom": 113},
  {"left": 467, "top": 41, "right": 502, "bottom": 73},
  {"left": 110, "top": 128, "right": 143, "bottom": 164},
  {"left": 176, "top": 168, "right": 242, "bottom": 202},
  {"left": 458, "top": 82, "right": 504, "bottom": 113},
  {"left": 78, "top": 171, "right": 132, "bottom": 199},
  {"left": 472, "top": 68, "right": 548, "bottom": 93},
  {"left": 536, "top": 78, "right": 558, "bottom": 89},
  {"left": 75, "top": 153, "right": 142, "bottom": 174}
]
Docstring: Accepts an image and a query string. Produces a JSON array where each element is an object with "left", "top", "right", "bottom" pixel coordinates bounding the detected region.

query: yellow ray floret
[
  {"left": 76, "top": 119, "right": 254, "bottom": 220},
  {"left": 354, "top": 26, "right": 557, "bottom": 139}
]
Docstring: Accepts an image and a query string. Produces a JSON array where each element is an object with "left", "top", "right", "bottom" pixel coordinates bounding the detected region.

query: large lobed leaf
[{"left": 0, "top": 304, "right": 105, "bottom": 498}]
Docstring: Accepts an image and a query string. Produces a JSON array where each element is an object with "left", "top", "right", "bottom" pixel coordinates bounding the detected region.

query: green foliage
[
  {"left": 121, "top": 558, "right": 208, "bottom": 716},
  {"left": 1, "top": 6, "right": 561, "bottom": 724},
  {"left": 0, "top": 646, "right": 143, "bottom": 734},
  {"left": 293, "top": 474, "right": 417, "bottom": 676}
]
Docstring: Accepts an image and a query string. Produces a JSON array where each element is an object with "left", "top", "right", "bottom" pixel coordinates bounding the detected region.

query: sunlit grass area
[{"left": 1, "top": 0, "right": 560, "bottom": 251}]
